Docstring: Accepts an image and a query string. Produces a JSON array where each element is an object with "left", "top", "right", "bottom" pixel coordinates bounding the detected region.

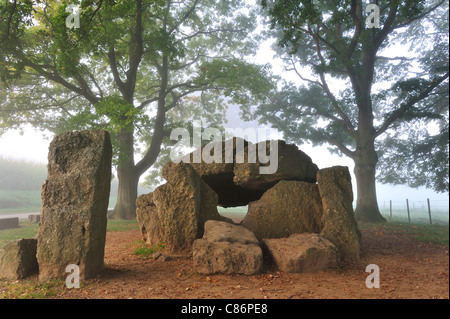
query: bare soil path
[{"left": 54, "top": 224, "right": 449, "bottom": 299}]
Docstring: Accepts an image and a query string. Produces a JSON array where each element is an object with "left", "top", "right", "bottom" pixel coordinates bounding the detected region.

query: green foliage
[
  {"left": 133, "top": 241, "right": 164, "bottom": 257},
  {"left": 375, "top": 1, "right": 449, "bottom": 193},
  {"left": 257, "top": 0, "right": 449, "bottom": 194},
  {"left": 0, "top": 277, "right": 63, "bottom": 299},
  {"left": 94, "top": 95, "right": 149, "bottom": 133},
  {"left": 0, "top": 0, "right": 274, "bottom": 201},
  {"left": 377, "top": 116, "right": 449, "bottom": 193}
]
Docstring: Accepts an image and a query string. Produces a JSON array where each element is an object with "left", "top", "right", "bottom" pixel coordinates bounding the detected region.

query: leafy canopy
[
  {"left": 0, "top": 0, "right": 275, "bottom": 177},
  {"left": 255, "top": 0, "right": 449, "bottom": 193}
]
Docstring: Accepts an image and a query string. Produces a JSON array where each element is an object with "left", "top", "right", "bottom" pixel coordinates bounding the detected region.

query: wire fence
[{"left": 379, "top": 199, "right": 449, "bottom": 225}]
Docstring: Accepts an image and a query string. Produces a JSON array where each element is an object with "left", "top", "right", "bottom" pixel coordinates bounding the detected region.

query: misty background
[{"left": 0, "top": 19, "right": 448, "bottom": 223}]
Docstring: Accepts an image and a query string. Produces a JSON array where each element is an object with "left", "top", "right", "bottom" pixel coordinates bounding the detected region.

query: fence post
[
  {"left": 390, "top": 200, "right": 392, "bottom": 219},
  {"left": 427, "top": 198, "right": 432, "bottom": 225},
  {"left": 406, "top": 199, "right": 411, "bottom": 223}
]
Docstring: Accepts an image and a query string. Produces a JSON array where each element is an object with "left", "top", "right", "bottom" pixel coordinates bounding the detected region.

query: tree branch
[
  {"left": 375, "top": 71, "right": 450, "bottom": 137},
  {"left": 108, "top": 46, "right": 126, "bottom": 95},
  {"left": 394, "top": 0, "right": 446, "bottom": 29},
  {"left": 168, "top": 0, "right": 201, "bottom": 35},
  {"left": 309, "top": 32, "right": 357, "bottom": 137},
  {"left": 125, "top": 0, "right": 144, "bottom": 101},
  {"left": 324, "top": 135, "right": 356, "bottom": 159},
  {"left": 373, "top": 3, "right": 398, "bottom": 50},
  {"left": 347, "top": 0, "right": 363, "bottom": 59}
]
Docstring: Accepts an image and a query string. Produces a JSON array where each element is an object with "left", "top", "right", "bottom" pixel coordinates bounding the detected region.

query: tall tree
[
  {"left": 376, "top": 1, "right": 449, "bottom": 194},
  {"left": 0, "top": 0, "right": 273, "bottom": 219},
  {"left": 256, "top": 0, "right": 449, "bottom": 222}
]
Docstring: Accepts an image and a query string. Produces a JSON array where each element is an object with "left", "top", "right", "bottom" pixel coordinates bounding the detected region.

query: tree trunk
[
  {"left": 353, "top": 140, "right": 386, "bottom": 223},
  {"left": 113, "top": 128, "right": 138, "bottom": 220},
  {"left": 114, "top": 166, "right": 139, "bottom": 220}
]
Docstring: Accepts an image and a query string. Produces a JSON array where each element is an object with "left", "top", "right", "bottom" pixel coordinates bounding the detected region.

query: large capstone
[
  {"left": 183, "top": 137, "right": 263, "bottom": 207},
  {"left": 36, "top": 130, "right": 112, "bottom": 281},
  {"left": 233, "top": 140, "right": 319, "bottom": 191}
]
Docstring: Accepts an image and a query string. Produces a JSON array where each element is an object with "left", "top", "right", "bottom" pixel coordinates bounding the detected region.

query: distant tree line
[{"left": 0, "top": 157, "right": 47, "bottom": 191}]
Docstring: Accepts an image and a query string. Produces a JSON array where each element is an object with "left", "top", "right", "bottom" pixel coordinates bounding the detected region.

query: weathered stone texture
[
  {"left": 193, "top": 220, "right": 263, "bottom": 275},
  {"left": 184, "top": 137, "right": 264, "bottom": 207},
  {"left": 136, "top": 162, "right": 232, "bottom": 253},
  {"left": 262, "top": 233, "right": 339, "bottom": 273},
  {"left": 233, "top": 140, "right": 319, "bottom": 190},
  {"left": 37, "top": 130, "right": 112, "bottom": 281},
  {"left": 241, "top": 181, "right": 324, "bottom": 240},
  {"left": 317, "top": 166, "right": 361, "bottom": 260},
  {"left": 0, "top": 238, "right": 38, "bottom": 280}
]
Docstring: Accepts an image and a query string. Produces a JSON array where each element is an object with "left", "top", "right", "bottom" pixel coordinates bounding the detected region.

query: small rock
[
  {"left": 193, "top": 220, "right": 263, "bottom": 275},
  {"left": 262, "top": 233, "right": 339, "bottom": 273},
  {"left": 0, "top": 238, "right": 39, "bottom": 280}
]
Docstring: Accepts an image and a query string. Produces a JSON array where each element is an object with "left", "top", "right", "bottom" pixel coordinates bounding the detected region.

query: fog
[
  {"left": 0, "top": 23, "right": 447, "bottom": 212},
  {"left": 0, "top": 113, "right": 448, "bottom": 207}
]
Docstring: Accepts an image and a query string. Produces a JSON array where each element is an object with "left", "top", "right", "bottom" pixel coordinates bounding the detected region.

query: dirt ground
[{"left": 55, "top": 225, "right": 449, "bottom": 299}]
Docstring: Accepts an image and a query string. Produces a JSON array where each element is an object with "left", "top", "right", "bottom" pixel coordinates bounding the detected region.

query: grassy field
[
  {"left": 0, "top": 190, "right": 42, "bottom": 214},
  {"left": 358, "top": 221, "right": 449, "bottom": 246},
  {"left": 0, "top": 189, "right": 118, "bottom": 215},
  {"left": 380, "top": 207, "right": 449, "bottom": 225},
  {"left": 1, "top": 217, "right": 447, "bottom": 249}
]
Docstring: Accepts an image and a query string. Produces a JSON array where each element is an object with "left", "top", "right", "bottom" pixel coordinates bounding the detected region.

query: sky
[{"left": 0, "top": 1, "right": 448, "bottom": 207}]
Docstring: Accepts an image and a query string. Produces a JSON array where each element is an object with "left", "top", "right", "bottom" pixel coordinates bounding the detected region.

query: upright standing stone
[
  {"left": 317, "top": 166, "right": 361, "bottom": 260},
  {"left": 241, "top": 180, "right": 323, "bottom": 241},
  {"left": 136, "top": 162, "right": 232, "bottom": 253},
  {"left": 37, "top": 130, "right": 112, "bottom": 281}
]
